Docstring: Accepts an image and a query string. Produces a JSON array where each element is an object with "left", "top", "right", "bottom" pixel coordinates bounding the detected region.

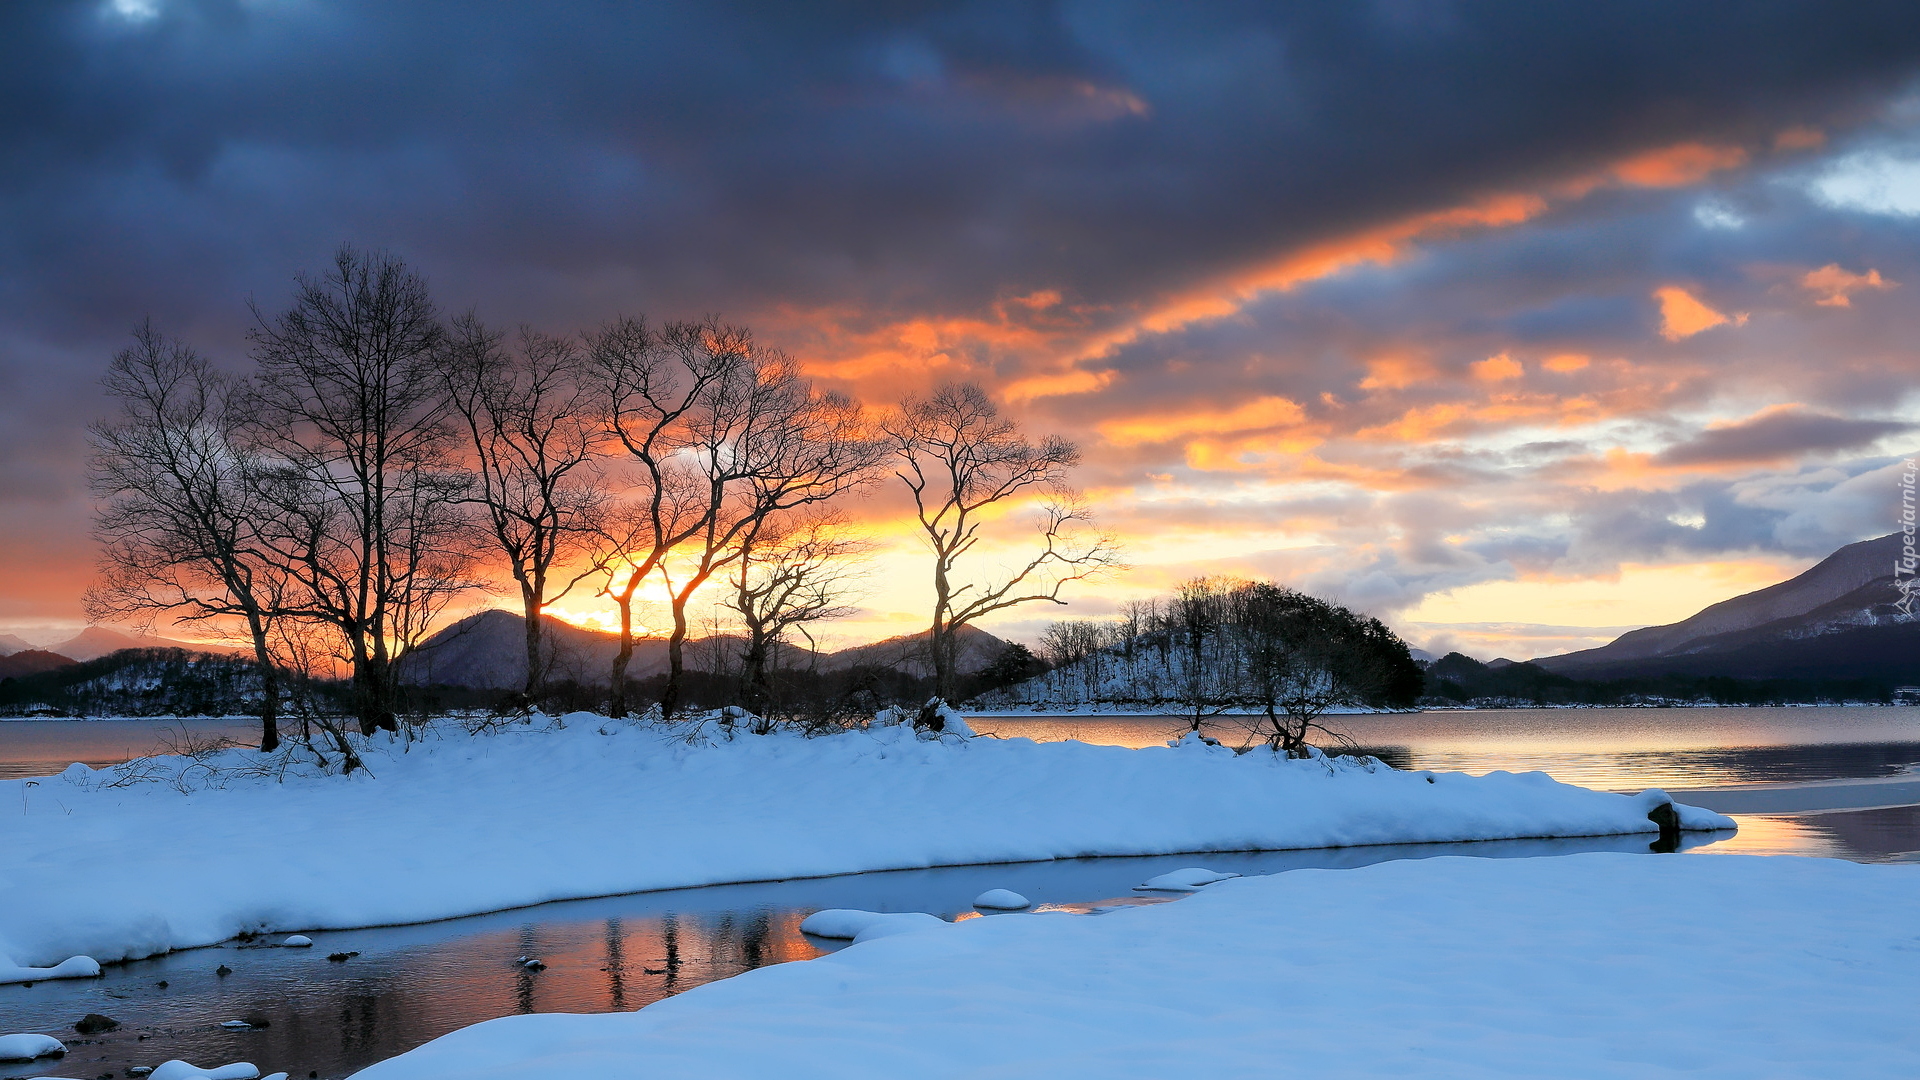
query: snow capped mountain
[{"left": 1534, "top": 533, "right": 1918, "bottom": 680}]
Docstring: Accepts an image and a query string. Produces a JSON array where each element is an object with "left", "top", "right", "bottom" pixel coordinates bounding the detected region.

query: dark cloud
[
  {"left": 6, "top": 1, "right": 1920, "bottom": 633},
  {"left": 1656, "top": 409, "right": 1914, "bottom": 465}
]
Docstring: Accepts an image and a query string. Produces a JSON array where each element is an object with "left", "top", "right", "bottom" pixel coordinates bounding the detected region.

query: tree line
[
  {"left": 88, "top": 246, "right": 1118, "bottom": 751},
  {"left": 1004, "top": 577, "right": 1424, "bottom": 754}
]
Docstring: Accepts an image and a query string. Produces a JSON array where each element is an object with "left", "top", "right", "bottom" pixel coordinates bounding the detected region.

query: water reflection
[
  {"left": 1696, "top": 806, "right": 1920, "bottom": 863},
  {"left": 0, "top": 717, "right": 265, "bottom": 780},
  {"left": 971, "top": 707, "right": 1920, "bottom": 791},
  {"left": 0, "top": 835, "right": 1694, "bottom": 1080}
]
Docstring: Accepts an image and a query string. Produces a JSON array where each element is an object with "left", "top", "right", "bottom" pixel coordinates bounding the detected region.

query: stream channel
[{"left": 4, "top": 834, "right": 1724, "bottom": 1080}]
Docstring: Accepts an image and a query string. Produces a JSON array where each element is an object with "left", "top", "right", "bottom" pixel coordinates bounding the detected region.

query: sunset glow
[{"left": 1, "top": 5, "right": 1917, "bottom": 663}]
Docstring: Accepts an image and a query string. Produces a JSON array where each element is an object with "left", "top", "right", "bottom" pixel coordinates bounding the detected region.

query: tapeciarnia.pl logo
[{"left": 1898, "top": 458, "right": 1918, "bottom": 618}]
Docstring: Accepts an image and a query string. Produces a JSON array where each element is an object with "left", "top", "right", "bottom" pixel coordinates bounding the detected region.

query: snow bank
[
  {"left": 1133, "top": 867, "right": 1239, "bottom": 891},
  {"left": 798, "top": 909, "right": 946, "bottom": 942},
  {"left": 148, "top": 1062, "right": 261, "bottom": 1080},
  {"left": 0, "top": 953, "right": 100, "bottom": 984},
  {"left": 0, "top": 1033, "right": 66, "bottom": 1062},
  {"left": 0, "top": 716, "right": 1729, "bottom": 969},
  {"left": 351, "top": 854, "right": 1920, "bottom": 1080}
]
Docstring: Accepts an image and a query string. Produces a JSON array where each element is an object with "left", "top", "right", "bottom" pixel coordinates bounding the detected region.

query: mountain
[
  {"left": 0, "top": 649, "right": 78, "bottom": 680},
  {"left": 815, "top": 624, "right": 1008, "bottom": 679},
  {"left": 400, "top": 609, "right": 1010, "bottom": 690},
  {"left": 1534, "top": 533, "right": 1920, "bottom": 682},
  {"left": 0, "top": 633, "right": 33, "bottom": 656},
  {"left": 399, "top": 610, "right": 657, "bottom": 690},
  {"left": 47, "top": 626, "right": 243, "bottom": 663}
]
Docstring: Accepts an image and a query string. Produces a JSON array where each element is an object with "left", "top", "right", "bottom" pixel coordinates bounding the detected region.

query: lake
[{"left": 967, "top": 705, "right": 1920, "bottom": 790}]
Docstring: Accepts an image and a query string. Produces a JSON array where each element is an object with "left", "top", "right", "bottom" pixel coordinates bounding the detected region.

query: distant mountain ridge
[
  {"left": 400, "top": 609, "right": 1010, "bottom": 690},
  {"left": 46, "top": 626, "right": 243, "bottom": 662},
  {"left": 1533, "top": 533, "right": 1918, "bottom": 681},
  {"left": 0, "top": 649, "right": 77, "bottom": 680}
]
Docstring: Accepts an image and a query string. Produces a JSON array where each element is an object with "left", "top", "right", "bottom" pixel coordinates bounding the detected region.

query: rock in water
[
  {"left": 75, "top": 1014, "right": 120, "bottom": 1034},
  {"left": 973, "top": 889, "right": 1031, "bottom": 910}
]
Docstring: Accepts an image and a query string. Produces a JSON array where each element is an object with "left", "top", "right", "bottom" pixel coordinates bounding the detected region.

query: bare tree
[
  {"left": 588, "top": 315, "right": 738, "bottom": 719},
  {"left": 887, "top": 383, "right": 1121, "bottom": 702},
  {"left": 243, "top": 246, "right": 480, "bottom": 734},
  {"left": 87, "top": 323, "right": 288, "bottom": 751},
  {"left": 592, "top": 318, "right": 883, "bottom": 718},
  {"left": 726, "top": 511, "right": 871, "bottom": 714},
  {"left": 649, "top": 325, "right": 884, "bottom": 718},
  {"left": 1168, "top": 576, "right": 1238, "bottom": 732},
  {"left": 441, "top": 316, "right": 607, "bottom": 703}
]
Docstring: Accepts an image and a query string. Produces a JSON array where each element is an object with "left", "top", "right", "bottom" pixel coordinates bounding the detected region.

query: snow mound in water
[
  {"left": 799, "top": 910, "right": 946, "bottom": 943},
  {"left": 148, "top": 1060, "right": 260, "bottom": 1080},
  {"left": 1135, "top": 867, "right": 1240, "bottom": 891},
  {"left": 0, "top": 1034, "right": 66, "bottom": 1061},
  {"left": 0, "top": 954, "right": 99, "bottom": 985},
  {"left": 972, "top": 889, "right": 1030, "bottom": 910},
  {"left": 282, "top": 935, "right": 312, "bottom": 947}
]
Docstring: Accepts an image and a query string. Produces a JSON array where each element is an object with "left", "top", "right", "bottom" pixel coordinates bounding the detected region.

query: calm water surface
[
  {"left": 0, "top": 718, "right": 264, "bottom": 781},
  {"left": 0, "top": 835, "right": 1718, "bottom": 1080},
  {"left": 969, "top": 706, "right": 1920, "bottom": 790}
]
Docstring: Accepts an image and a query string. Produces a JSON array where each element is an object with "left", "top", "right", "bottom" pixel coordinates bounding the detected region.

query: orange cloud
[
  {"left": 1800, "top": 264, "right": 1895, "bottom": 308},
  {"left": 1610, "top": 143, "right": 1748, "bottom": 187},
  {"left": 1358, "top": 354, "right": 1437, "bottom": 391},
  {"left": 1353, "top": 391, "right": 1605, "bottom": 443},
  {"left": 1654, "top": 286, "right": 1743, "bottom": 340},
  {"left": 1002, "top": 367, "right": 1115, "bottom": 402},
  {"left": 1542, "top": 353, "right": 1590, "bottom": 373},
  {"left": 1100, "top": 395, "right": 1309, "bottom": 446},
  {"left": 1093, "top": 191, "right": 1552, "bottom": 357},
  {"left": 1773, "top": 126, "right": 1825, "bottom": 151},
  {"left": 1471, "top": 353, "right": 1524, "bottom": 381},
  {"left": 1081, "top": 140, "right": 1757, "bottom": 367}
]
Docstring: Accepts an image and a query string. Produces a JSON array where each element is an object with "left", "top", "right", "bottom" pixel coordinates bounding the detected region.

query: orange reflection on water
[
  {"left": 1690, "top": 814, "right": 1844, "bottom": 860},
  {"left": 1692, "top": 807, "right": 1920, "bottom": 864},
  {"left": 337, "top": 907, "right": 830, "bottom": 1058}
]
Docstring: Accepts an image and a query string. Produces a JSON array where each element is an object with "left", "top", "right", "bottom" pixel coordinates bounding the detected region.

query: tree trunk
[
  {"left": 245, "top": 613, "right": 281, "bottom": 753},
  {"left": 660, "top": 602, "right": 689, "bottom": 719},
  {"left": 930, "top": 619, "right": 956, "bottom": 702},
  {"left": 356, "top": 652, "right": 399, "bottom": 735},
  {"left": 741, "top": 634, "right": 772, "bottom": 714},
  {"left": 610, "top": 597, "right": 635, "bottom": 719},
  {"left": 521, "top": 585, "right": 544, "bottom": 703}
]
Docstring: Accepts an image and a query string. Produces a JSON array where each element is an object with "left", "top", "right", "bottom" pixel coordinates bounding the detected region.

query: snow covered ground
[
  {"left": 351, "top": 853, "right": 1920, "bottom": 1080},
  {"left": 1, "top": 713, "right": 1726, "bottom": 975}
]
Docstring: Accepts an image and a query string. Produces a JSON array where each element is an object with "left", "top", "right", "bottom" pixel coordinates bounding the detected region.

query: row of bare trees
[{"left": 88, "top": 246, "right": 1119, "bottom": 749}]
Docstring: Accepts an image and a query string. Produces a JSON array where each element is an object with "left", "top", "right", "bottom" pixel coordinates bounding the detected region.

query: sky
[{"left": 5, "top": 1, "right": 1920, "bottom": 659}]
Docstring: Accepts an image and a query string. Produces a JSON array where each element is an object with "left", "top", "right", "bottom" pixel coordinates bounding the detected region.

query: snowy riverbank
[
  {"left": 348, "top": 853, "right": 1920, "bottom": 1079},
  {"left": 1, "top": 713, "right": 1728, "bottom": 975}
]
